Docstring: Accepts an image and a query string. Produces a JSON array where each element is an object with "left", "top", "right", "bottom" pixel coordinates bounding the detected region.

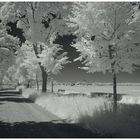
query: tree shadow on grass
[
  {"left": 0, "top": 94, "right": 18, "bottom": 97},
  {"left": 79, "top": 103, "right": 140, "bottom": 138},
  {"left": 0, "top": 121, "right": 99, "bottom": 138},
  {"left": 0, "top": 97, "right": 33, "bottom": 103},
  {"left": 0, "top": 91, "right": 33, "bottom": 103},
  {"left": 0, "top": 91, "right": 20, "bottom": 94}
]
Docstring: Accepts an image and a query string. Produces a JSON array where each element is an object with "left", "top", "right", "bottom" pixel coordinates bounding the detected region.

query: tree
[
  {"left": 13, "top": 2, "right": 72, "bottom": 92},
  {"left": 4, "top": 41, "right": 40, "bottom": 87},
  {"left": 18, "top": 40, "right": 69, "bottom": 90},
  {"left": 0, "top": 3, "right": 19, "bottom": 85},
  {"left": 69, "top": 2, "right": 140, "bottom": 112},
  {"left": 0, "top": 48, "right": 15, "bottom": 85}
]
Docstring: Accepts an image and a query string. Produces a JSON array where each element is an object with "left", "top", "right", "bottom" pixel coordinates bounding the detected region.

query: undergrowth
[{"left": 78, "top": 103, "right": 140, "bottom": 137}]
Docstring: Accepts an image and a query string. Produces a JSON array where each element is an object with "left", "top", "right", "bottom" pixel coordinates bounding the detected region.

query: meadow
[
  {"left": 48, "top": 84, "right": 140, "bottom": 96},
  {"left": 21, "top": 84, "right": 140, "bottom": 137}
]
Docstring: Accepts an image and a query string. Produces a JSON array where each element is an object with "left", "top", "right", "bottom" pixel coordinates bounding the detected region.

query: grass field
[
  {"left": 22, "top": 84, "right": 140, "bottom": 121},
  {"left": 48, "top": 84, "right": 140, "bottom": 96},
  {"left": 22, "top": 85, "right": 140, "bottom": 137},
  {"left": 36, "top": 95, "right": 109, "bottom": 122}
]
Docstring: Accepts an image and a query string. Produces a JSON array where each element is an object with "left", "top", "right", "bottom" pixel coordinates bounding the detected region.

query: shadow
[
  {"left": 0, "top": 91, "right": 20, "bottom": 94},
  {"left": 0, "top": 121, "right": 99, "bottom": 138},
  {"left": 0, "top": 88, "right": 16, "bottom": 91},
  {"left": 78, "top": 103, "right": 140, "bottom": 138},
  {"left": 56, "top": 93, "right": 88, "bottom": 98},
  {"left": 0, "top": 91, "right": 32, "bottom": 103},
  {"left": 90, "top": 92, "right": 127, "bottom": 101},
  {"left": 0, "top": 97, "right": 33, "bottom": 103},
  {"left": 0, "top": 94, "right": 18, "bottom": 97}
]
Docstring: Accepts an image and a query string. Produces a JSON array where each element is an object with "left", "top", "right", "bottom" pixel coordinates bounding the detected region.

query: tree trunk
[
  {"left": 36, "top": 73, "right": 39, "bottom": 90},
  {"left": 108, "top": 45, "right": 117, "bottom": 112},
  {"left": 51, "top": 80, "right": 54, "bottom": 93},
  {"left": 40, "top": 66, "right": 48, "bottom": 93},
  {"left": 27, "top": 80, "right": 30, "bottom": 88},
  {"left": 33, "top": 44, "right": 48, "bottom": 93},
  {"left": 113, "top": 73, "right": 117, "bottom": 113}
]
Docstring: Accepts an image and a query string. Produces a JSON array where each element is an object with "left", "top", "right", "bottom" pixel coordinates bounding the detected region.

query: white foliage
[
  {"left": 0, "top": 2, "right": 15, "bottom": 23},
  {"left": 38, "top": 42, "right": 70, "bottom": 74},
  {"left": 15, "top": 2, "right": 73, "bottom": 44},
  {"left": 15, "top": 41, "right": 40, "bottom": 83},
  {"left": 70, "top": 2, "right": 140, "bottom": 74},
  {"left": 0, "top": 31, "right": 19, "bottom": 50},
  {"left": 14, "top": 2, "right": 72, "bottom": 78},
  {"left": 0, "top": 3, "right": 19, "bottom": 50},
  {"left": 0, "top": 3, "right": 19, "bottom": 84},
  {"left": 0, "top": 47, "right": 15, "bottom": 84},
  {"left": 7, "top": 40, "right": 69, "bottom": 84}
]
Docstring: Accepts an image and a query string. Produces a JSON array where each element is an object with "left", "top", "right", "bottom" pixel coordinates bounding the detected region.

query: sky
[
  {"left": 54, "top": 35, "right": 140, "bottom": 83},
  {"left": 8, "top": 21, "right": 140, "bottom": 83},
  {"left": 54, "top": 64, "right": 140, "bottom": 83}
]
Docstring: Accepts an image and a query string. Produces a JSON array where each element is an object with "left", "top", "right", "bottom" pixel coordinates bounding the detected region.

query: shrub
[
  {"left": 119, "top": 95, "right": 140, "bottom": 104},
  {"left": 78, "top": 103, "right": 140, "bottom": 138},
  {"left": 28, "top": 92, "right": 40, "bottom": 102},
  {"left": 16, "top": 85, "right": 26, "bottom": 91},
  {"left": 22, "top": 88, "right": 41, "bottom": 102}
]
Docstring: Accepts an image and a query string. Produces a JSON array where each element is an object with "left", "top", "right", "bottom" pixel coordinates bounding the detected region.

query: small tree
[{"left": 69, "top": 2, "right": 140, "bottom": 112}]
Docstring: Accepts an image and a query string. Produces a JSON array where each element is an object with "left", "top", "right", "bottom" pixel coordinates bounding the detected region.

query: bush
[
  {"left": 22, "top": 88, "right": 41, "bottom": 102},
  {"left": 119, "top": 95, "right": 140, "bottom": 104},
  {"left": 78, "top": 103, "right": 140, "bottom": 138},
  {"left": 28, "top": 92, "right": 39, "bottom": 102},
  {"left": 16, "top": 85, "right": 26, "bottom": 91}
]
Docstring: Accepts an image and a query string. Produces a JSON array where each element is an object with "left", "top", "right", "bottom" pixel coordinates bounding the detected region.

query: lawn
[
  {"left": 36, "top": 95, "right": 109, "bottom": 122},
  {"left": 47, "top": 84, "right": 140, "bottom": 96},
  {"left": 21, "top": 84, "right": 140, "bottom": 137}
]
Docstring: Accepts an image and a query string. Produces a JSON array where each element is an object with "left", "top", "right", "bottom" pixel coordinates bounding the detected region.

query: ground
[{"left": 0, "top": 90, "right": 97, "bottom": 138}]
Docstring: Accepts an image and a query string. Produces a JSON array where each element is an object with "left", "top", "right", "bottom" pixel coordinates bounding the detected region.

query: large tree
[
  {"left": 69, "top": 2, "right": 140, "bottom": 112},
  {"left": 11, "top": 2, "right": 72, "bottom": 92}
]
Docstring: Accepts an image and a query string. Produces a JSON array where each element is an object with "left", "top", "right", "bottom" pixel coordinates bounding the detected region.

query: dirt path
[{"left": 0, "top": 91, "right": 97, "bottom": 138}]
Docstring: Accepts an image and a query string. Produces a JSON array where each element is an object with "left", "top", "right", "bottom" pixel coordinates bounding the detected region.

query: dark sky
[
  {"left": 54, "top": 35, "right": 140, "bottom": 83},
  {"left": 8, "top": 22, "right": 140, "bottom": 83},
  {"left": 54, "top": 65, "right": 140, "bottom": 83}
]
